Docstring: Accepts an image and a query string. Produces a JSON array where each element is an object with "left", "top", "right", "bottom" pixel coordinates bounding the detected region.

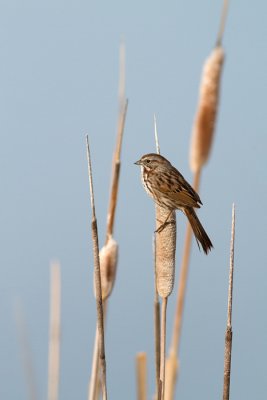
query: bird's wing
[{"left": 155, "top": 169, "right": 202, "bottom": 208}]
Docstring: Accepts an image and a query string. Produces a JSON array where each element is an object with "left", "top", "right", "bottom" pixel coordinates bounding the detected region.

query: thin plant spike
[
  {"left": 154, "top": 114, "right": 160, "bottom": 155},
  {"left": 86, "top": 136, "right": 108, "bottom": 400},
  {"left": 223, "top": 203, "right": 236, "bottom": 400},
  {"left": 216, "top": 0, "right": 229, "bottom": 47}
]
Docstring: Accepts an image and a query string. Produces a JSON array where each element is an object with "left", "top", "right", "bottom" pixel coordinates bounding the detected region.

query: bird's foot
[{"left": 155, "top": 220, "right": 175, "bottom": 233}]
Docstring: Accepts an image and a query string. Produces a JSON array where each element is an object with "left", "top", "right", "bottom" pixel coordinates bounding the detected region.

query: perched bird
[{"left": 135, "top": 153, "right": 213, "bottom": 254}]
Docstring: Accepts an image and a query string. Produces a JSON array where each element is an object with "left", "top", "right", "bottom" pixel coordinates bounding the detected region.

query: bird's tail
[{"left": 184, "top": 207, "right": 213, "bottom": 254}]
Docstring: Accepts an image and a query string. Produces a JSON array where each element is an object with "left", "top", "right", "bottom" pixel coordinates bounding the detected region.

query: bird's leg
[{"left": 155, "top": 209, "right": 174, "bottom": 233}]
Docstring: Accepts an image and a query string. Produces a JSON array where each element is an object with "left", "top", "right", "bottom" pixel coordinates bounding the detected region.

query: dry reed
[
  {"left": 47, "top": 261, "right": 61, "bottom": 400},
  {"left": 86, "top": 136, "right": 108, "bottom": 400},
  {"left": 136, "top": 352, "right": 147, "bottom": 400},
  {"left": 223, "top": 204, "right": 235, "bottom": 400}
]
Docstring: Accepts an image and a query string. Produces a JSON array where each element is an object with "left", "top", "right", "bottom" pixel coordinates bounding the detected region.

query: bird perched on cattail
[{"left": 135, "top": 153, "right": 213, "bottom": 254}]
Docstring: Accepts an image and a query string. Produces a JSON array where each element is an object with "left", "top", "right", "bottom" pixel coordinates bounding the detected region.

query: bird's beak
[{"left": 134, "top": 159, "right": 142, "bottom": 166}]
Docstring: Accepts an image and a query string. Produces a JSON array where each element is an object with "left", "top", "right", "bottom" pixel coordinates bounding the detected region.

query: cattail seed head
[
  {"left": 97, "top": 236, "right": 118, "bottom": 300},
  {"left": 190, "top": 46, "right": 224, "bottom": 173},
  {"left": 155, "top": 206, "right": 176, "bottom": 298}
]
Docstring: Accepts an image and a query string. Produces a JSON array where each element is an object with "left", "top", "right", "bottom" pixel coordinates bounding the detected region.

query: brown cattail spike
[
  {"left": 155, "top": 208, "right": 176, "bottom": 298},
  {"left": 190, "top": 46, "right": 224, "bottom": 173}
]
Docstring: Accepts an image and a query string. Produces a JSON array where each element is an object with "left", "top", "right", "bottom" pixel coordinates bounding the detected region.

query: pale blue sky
[{"left": 0, "top": 1, "right": 266, "bottom": 399}]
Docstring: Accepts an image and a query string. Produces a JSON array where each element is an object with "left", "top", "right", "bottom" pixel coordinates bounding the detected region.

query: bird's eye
[{"left": 146, "top": 159, "right": 151, "bottom": 164}]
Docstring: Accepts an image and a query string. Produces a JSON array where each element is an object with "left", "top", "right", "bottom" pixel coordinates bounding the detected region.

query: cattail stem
[
  {"left": 223, "top": 204, "right": 235, "bottom": 400},
  {"left": 88, "top": 301, "right": 108, "bottom": 400},
  {"left": 136, "top": 352, "right": 147, "bottom": 400},
  {"left": 88, "top": 328, "right": 100, "bottom": 400},
  {"left": 165, "top": 170, "right": 200, "bottom": 400},
  {"left": 169, "top": 170, "right": 200, "bottom": 357},
  {"left": 159, "top": 297, "right": 168, "bottom": 400},
  {"left": 86, "top": 136, "right": 108, "bottom": 400},
  {"left": 47, "top": 262, "right": 61, "bottom": 400},
  {"left": 153, "top": 236, "right": 161, "bottom": 399},
  {"left": 153, "top": 118, "right": 176, "bottom": 400}
]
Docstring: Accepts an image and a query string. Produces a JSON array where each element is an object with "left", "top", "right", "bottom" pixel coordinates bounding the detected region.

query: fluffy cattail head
[
  {"left": 190, "top": 46, "right": 224, "bottom": 173},
  {"left": 97, "top": 237, "right": 118, "bottom": 300}
]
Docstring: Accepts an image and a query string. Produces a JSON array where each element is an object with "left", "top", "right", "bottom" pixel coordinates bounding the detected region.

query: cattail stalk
[
  {"left": 169, "top": 170, "right": 200, "bottom": 357},
  {"left": 86, "top": 136, "right": 108, "bottom": 400},
  {"left": 47, "top": 262, "right": 61, "bottom": 400},
  {"left": 159, "top": 297, "right": 168, "bottom": 400},
  {"left": 136, "top": 352, "right": 147, "bottom": 400},
  {"left": 88, "top": 328, "right": 100, "bottom": 400},
  {"left": 153, "top": 236, "right": 161, "bottom": 400},
  {"left": 154, "top": 117, "right": 176, "bottom": 400},
  {"left": 189, "top": 46, "right": 224, "bottom": 174},
  {"left": 223, "top": 204, "right": 235, "bottom": 400},
  {"left": 190, "top": 0, "right": 227, "bottom": 173},
  {"left": 167, "top": 2, "right": 228, "bottom": 398}
]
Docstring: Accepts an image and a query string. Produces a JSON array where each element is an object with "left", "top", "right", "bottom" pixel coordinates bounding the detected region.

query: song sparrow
[{"left": 135, "top": 153, "right": 213, "bottom": 254}]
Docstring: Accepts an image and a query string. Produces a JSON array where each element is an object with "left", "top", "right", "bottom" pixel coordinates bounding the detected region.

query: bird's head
[{"left": 134, "top": 153, "right": 171, "bottom": 171}]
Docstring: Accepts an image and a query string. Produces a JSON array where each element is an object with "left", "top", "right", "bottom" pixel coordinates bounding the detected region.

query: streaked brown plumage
[{"left": 135, "top": 153, "right": 213, "bottom": 254}]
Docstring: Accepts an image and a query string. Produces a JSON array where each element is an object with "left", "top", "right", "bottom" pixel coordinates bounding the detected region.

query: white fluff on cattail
[{"left": 98, "top": 237, "right": 118, "bottom": 300}]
